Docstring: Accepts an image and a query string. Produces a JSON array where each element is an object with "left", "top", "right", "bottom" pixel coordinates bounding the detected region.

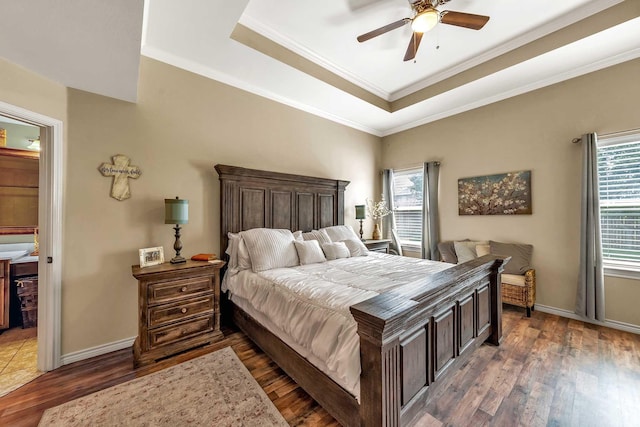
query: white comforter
[{"left": 222, "top": 252, "right": 453, "bottom": 400}]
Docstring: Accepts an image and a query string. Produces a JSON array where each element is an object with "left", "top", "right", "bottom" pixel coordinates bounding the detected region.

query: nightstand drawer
[
  {"left": 148, "top": 315, "right": 214, "bottom": 349},
  {"left": 148, "top": 276, "right": 212, "bottom": 304},
  {"left": 148, "top": 295, "right": 214, "bottom": 328}
]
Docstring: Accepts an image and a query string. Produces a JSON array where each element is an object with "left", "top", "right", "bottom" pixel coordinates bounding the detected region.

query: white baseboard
[
  {"left": 57, "top": 304, "right": 640, "bottom": 365},
  {"left": 534, "top": 304, "right": 640, "bottom": 335},
  {"left": 60, "top": 336, "right": 136, "bottom": 365}
]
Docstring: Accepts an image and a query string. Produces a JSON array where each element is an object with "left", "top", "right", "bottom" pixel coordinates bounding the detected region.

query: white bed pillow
[
  {"left": 341, "top": 238, "right": 369, "bottom": 257},
  {"left": 293, "top": 230, "right": 303, "bottom": 241},
  {"left": 294, "top": 240, "right": 327, "bottom": 265},
  {"left": 301, "top": 229, "right": 332, "bottom": 245},
  {"left": 322, "top": 225, "right": 359, "bottom": 242},
  {"left": 322, "top": 242, "right": 351, "bottom": 260},
  {"left": 227, "top": 232, "right": 252, "bottom": 270},
  {"left": 241, "top": 228, "right": 299, "bottom": 272}
]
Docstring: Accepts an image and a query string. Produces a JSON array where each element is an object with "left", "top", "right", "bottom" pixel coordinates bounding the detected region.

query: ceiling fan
[{"left": 356, "top": 0, "right": 490, "bottom": 61}]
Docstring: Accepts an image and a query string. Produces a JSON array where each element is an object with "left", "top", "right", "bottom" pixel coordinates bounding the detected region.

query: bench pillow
[{"left": 489, "top": 240, "right": 533, "bottom": 275}]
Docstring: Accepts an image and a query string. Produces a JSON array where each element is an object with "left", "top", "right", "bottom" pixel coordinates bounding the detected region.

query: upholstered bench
[{"left": 438, "top": 239, "right": 535, "bottom": 317}]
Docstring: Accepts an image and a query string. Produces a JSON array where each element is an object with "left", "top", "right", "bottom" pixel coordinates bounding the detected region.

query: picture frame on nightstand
[{"left": 139, "top": 246, "right": 164, "bottom": 268}]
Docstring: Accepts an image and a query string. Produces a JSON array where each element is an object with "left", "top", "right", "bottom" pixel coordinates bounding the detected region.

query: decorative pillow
[
  {"left": 322, "top": 225, "right": 359, "bottom": 242},
  {"left": 438, "top": 241, "right": 458, "bottom": 263},
  {"left": 240, "top": 228, "right": 299, "bottom": 272},
  {"left": 293, "top": 230, "right": 303, "bottom": 241},
  {"left": 489, "top": 241, "right": 533, "bottom": 275},
  {"left": 301, "top": 229, "right": 332, "bottom": 245},
  {"left": 294, "top": 240, "right": 327, "bottom": 265},
  {"left": 454, "top": 241, "right": 476, "bottom": 264},
  {"left": 322, "top": 242, "right": 351, "bottom": 260},
  {"left": 454, "top": 240, "right": 489, "bottom": 263},
  {"left": 341, "top": 238, "right": 369, "bottom": 257},
  {"left": 475, "top": 244, "right": 490, "bottom": 257}
]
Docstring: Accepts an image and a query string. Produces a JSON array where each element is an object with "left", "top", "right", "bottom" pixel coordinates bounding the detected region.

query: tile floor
[{"left": 0, "top": 327, "right": 41, "bottom": 397}]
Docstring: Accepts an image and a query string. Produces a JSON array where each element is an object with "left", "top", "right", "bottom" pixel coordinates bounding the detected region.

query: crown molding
[
  {"left": 238, "top": 14, "right": 392, "bottom": 101},
  {"left": 382, "top": 44, "right": 640, "bottom": 136},
  {"left": 390, "top": 0, "right": 624, "bottom": 100}
]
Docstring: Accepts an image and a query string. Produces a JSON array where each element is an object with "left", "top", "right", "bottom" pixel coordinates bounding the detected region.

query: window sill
[{"left": 603, "top": 265, "right": 640, "bottom": 280}]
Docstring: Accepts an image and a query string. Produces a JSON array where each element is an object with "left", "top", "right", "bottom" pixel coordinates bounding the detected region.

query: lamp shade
[
  {"left": 355, "top": 205, "right": 366, "bottom": 220},
  {"left": 165, "top": 197, "right": 189, "bottom": 224}
]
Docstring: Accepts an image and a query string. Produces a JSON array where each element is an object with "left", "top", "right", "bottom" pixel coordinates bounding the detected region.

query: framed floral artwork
[{"left": 458, "top": 170, "right": 531, "bottom": 215}]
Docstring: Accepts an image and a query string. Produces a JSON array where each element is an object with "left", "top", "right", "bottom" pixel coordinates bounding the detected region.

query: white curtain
[
  {"left": 421, "top": 162, "right": 440, "bottom": 260},
  {"left": 575, "top": 133, "right": 605, "bottom": 321},
  {"left": 382, "top": 169, "right": 401, "bottom": 255}
]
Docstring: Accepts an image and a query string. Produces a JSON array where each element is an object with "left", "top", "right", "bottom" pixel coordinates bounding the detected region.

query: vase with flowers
[{"left": 366, "top": 195, "right": 391, "bottom": 240}]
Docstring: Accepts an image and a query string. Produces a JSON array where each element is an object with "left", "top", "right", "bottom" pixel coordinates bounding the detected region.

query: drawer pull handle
[
  {"left": 181, "top": 286, "right": 187, "bottom": 292},
  {"left": 181, "top": 308, "right": 187, "bottom": 314}
]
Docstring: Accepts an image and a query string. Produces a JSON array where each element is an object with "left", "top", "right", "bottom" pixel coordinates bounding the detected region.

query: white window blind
[
  {"left": 597, "top": 134, "right": 640, "bottom": 270},
  {"left": 392, "top": 168, "right": 423, "bottom": 246}
]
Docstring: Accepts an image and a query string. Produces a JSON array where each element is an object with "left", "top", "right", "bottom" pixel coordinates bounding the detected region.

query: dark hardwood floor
[{"left": 1, "top": 306, "right": 639, "bottom": 426}]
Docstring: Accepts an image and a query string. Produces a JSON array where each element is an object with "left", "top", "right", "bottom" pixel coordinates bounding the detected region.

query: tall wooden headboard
[{"left": 214, "top": 164, "right": 349, "bottom": 256}]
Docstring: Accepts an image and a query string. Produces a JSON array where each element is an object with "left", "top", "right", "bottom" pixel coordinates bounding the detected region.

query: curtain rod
[
  {"left": 572, "top": 127, "right": 640, "bottom": 143},
  {"left": 385, "top": 161, "right": 441, "bottom": 172}
]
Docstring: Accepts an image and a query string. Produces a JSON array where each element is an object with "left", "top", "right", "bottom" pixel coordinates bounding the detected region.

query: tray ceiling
[{"left": 0, "top": 0, "right": 639, "bottom": 136}]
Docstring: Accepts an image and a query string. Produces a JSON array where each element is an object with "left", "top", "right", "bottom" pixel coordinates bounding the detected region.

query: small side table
[
  {"left": 131, "top": 259, "right": 225, "bottom": 367},
  {"left": 364, "top": 239, "right": 391, "bottom": 254}
]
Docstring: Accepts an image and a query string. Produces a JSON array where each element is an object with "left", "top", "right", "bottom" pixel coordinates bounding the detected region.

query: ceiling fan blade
[
  {"left": 357, "top": 18, "right": 409, "bottom": 42},
  {"left": 403, "top": 32, "right": 424, "bottom": 62},
  {"left": 440, "top": 11, "right": 490, "bottom": 30}
]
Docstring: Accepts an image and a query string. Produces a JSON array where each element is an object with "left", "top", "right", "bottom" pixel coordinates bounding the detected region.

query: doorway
[
  {"left": 0, "top": 100, "right": 63, "bottom": 378},
  {"left": 0, "top": 116, "right": 41, "bottom": 395}
]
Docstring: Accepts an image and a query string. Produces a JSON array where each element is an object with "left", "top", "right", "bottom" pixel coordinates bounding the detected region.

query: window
[
  {"left": 392, "top": 167, "right": 423, "bottom": 247},
  {"left": 597, "top": 132, "right": 640, "bottom": 275}
]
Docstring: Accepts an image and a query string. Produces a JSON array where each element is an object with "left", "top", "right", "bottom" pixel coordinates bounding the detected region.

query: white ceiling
[
  {"left": 239, "top": 0, "right": 606, "bottom": 99},
  {"left": 1, "top": 0, "right": 639, "bottom": 137}
]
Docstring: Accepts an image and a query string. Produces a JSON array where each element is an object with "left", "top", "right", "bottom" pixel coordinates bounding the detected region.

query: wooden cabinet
[
  {"left": 0, "top": 148, "right": 39, "bottom": 235},
  {"left": 131, "top": 260, "right": 225, "bottom": 367},
  {"left": 0, "top": 259, "right": 9, "bottom": 330},
  {"left": 364, "top": 239, "right": 391, "bottom": 253}
]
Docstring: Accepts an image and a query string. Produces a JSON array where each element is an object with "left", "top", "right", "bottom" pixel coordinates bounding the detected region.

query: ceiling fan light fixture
[{"left": 411, "top": 9, "right": 439, "bottom": 33}]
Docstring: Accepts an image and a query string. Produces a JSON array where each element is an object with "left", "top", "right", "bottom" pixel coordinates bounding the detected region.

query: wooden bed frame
[{"left": 215, "top": 164, "right": 505, "bottom": 427}]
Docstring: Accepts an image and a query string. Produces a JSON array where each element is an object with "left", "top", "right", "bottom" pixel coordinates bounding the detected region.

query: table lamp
[
  {"left": 165, "top": 196, "right": 188, "bottom": 264},
  {"left": 355, "top": 205, "right": 366, "bottom": 240}
]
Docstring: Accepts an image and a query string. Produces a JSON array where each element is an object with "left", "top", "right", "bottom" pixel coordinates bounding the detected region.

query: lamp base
[{"left": 171, "top": 224, "right": 186, "bottom": 264}]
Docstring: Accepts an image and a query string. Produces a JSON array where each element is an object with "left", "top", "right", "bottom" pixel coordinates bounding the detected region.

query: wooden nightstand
[
  {"left": 364, "top": 239, "right": 391, "bottom": 253},
  {"left": 131, "top": 259, "right": 225, "bottom": 367}
]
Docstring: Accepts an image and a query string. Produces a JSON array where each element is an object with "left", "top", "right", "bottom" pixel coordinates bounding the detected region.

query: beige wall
[
  {"left": 61, "top": 57, "right": 380, "bottom": 353},
  {"left": 382, "top": 58, "right": 640, "bottom": 327},
  {"left": 0, "top": 58, "right": 67, "bottom": 121}
]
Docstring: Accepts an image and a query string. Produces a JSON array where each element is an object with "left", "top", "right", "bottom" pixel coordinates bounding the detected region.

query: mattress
[{"left": 222, "top": 252, "right": 453, "bottom": 400}]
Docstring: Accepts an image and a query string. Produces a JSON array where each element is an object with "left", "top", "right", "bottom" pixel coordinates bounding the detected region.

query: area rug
[{"left": 38, "top": 347, "right": 289, "bottom": 426}]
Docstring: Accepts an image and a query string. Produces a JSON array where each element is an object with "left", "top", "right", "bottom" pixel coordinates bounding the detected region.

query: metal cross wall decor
[{"left": 98, "top": 154, "right": 142, "bottom": 201}]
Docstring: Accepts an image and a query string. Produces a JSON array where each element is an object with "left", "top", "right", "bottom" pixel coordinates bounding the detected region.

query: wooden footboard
[{"left": 351, "top": 255, "right": 506, "bottom": 426}]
